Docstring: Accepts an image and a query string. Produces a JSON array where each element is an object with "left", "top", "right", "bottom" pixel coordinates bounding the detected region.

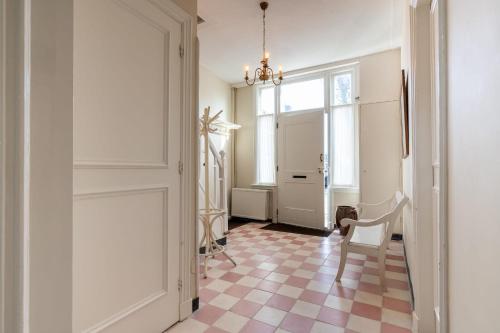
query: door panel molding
[{"left": 75, "top": 186, "right": 170, "bottom": 332}]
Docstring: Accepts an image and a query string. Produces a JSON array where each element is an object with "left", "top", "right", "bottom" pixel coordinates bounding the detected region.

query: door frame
[
  {"left": 0, "top": 0, "right": 6, "bottom": 331},
  {"left": 409, "top": 0, "right": 448, "bottom": 331},
  {"left": 3, "top": 0, "right": 197, "bottom": 331},
  {"left": 430, "top": 0, "right": 448, "bottom": 331}
]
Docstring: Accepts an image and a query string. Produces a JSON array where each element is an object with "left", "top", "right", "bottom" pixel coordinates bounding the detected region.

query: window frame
[
  {"left": 255, "top": 85, "right": 278, "bottom": 185},
  {"left": 329, "top": 67, "right": 360, "bottom": 191}
]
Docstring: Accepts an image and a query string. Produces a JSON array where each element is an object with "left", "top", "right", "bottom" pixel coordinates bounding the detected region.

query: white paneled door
[
  {"left": 73, "top": 0, "right": 182, "bottom": 332},
  {"left": 277, "top": 110, "right": 325, "bottom": 230}
]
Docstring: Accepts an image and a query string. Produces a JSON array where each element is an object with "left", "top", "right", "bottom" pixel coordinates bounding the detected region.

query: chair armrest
[
  {"left": 357, "top": 197, "right": 394, "bottom": 219},
  {"left": 340, "top": 217, "right": 387, "bottom": 228}
]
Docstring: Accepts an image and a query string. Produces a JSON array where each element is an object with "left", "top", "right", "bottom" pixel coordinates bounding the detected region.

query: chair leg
[
  {"left": 378, "top": 253, "right": 387, "bottom": 291},
  {"left": 335, "top": 244, "right": 348, "bottom": 282}
]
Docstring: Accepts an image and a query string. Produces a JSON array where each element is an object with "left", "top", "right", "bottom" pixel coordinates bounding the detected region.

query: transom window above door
[{"left": 280, "top": 78, "right": 325, "bottom": 113}]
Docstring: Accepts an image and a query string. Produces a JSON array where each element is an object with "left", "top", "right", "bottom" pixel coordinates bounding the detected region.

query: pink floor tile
[
  {"left": 266, "top": 294, "right": 296, "bottom": 311},
  {"left": 240, "top": 319, "right": 276, "bottom": 333},
  {"left": 317, "top": 306, "right": 349, "bottom": 327},
  {"left": 285, "top": 276, "right": 310, "bottom": 288},
  {"left": 280, "top": 313, "right": 315, "bottom": 333},
  {"left": 300, "top": 263, "right": 320, "bottom": 272},
  {"left": 299, "top": 290, "right": 328, "bottom": 305},
  {"left": 387, "top": 254, "right": 404, "bottom": 261},
  {"left": 230, "top": 299, "right": 262, "bottom": 318},
  {"left": 346, "top": 258, "right": 364, "bottom": 266},
  {"left": 386, "top": 279, "right": 410, "bottom": 290},
  {"left": 220, "top": 272, "right": 244, "bottom": 283},
  {"left": 274, "top": 265, "right": 295, "bottom": 275},
  {"left": 192, "top": 304, "right": 226, "bottom": 325},
  {"left": 381, "top": 322, "right": 413, "bottom": 333},
  {"left": 248, "top": 268, "right": 271, "bottom": 279},
  {"left": 386, "top": 264, "right": 407, "bottom": 273},
  {"left": 383, "top": 297, "right": 412, "bottom": 313},
  {"left": 357, "top": 282, "right": 384, "bottom": 295},
  {"left": 175, "top": 223, "right": 412, "bottom": 333},
  {"left": 199, "top": 288, "right": 220, "bottom": 303},
  {"left": 351, "top": 301, "right": 382, "bottom": 321},
  {"left": 224, "top": 284, "right": 252, "bottom": 298}
]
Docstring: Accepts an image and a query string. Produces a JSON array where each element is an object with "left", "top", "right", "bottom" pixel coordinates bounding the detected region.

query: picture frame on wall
[{"left": 401, "top": 69, "right": 410, "bottom": 158}]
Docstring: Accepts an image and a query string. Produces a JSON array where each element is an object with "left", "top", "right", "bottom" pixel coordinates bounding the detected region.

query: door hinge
[
  {"left": 179, "top": 45, "right": 184, "bottom": 58},
  {"left": 178, "top": 161, "right": 184, "bottom": 175},
  {"left": 276, "top": 208, "right": 279, "bottom": 216},
  {"left": 276, "top": 122, "right": 279, "bottom": 129},
  {"left": 276, "top": 165, "right": 279, "bottom": 172},
  {"left": 178, "top": 279, "right": 183, "bottom": 291}
]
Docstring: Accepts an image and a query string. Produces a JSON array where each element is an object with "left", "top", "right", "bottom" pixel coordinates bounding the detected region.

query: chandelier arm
[
  {"left": 245, "top": 67, "right": 260, "bottom": 86},
  {"left": 269, "top": 67, "right": 282, "bottom": 86}
]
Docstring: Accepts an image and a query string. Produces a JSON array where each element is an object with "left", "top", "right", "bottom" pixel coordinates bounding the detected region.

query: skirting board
[
  {"left": 199, "top": 236, "right": 226, "bottom": 254},
  {"left": 403, "top": 240, "right": 416, "bottom": 308},
  {"left": 391, "top": 233, "right": 403, "bottom": 241},
  {"left": 192, "top": 297, "right": 200, "bottom": 312}
]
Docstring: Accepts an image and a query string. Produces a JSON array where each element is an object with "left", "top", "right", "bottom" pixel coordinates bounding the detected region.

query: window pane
[
  {"left": 257, "top": 115, "right": 276, "bottom": 184},
  {"left": 281, "top": 78, "right": 324, "bottom": 112},
  {"left": 332, "top": 106, "right": 355, "bottom": 187},
  {"left": 258, "top": 87, "right": 275, "bottom": 115},
  {"left": 333, "top": 73, "right": 352, "bottom": 106}
]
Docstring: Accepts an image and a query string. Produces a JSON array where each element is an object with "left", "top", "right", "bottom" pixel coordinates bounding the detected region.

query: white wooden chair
[{"left": 335, "top": 191, "right": 409, "bottom": 290}]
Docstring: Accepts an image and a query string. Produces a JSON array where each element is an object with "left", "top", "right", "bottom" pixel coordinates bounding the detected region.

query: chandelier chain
[{"left": 262, "top": 8, "right": 266, "bottom": 57}]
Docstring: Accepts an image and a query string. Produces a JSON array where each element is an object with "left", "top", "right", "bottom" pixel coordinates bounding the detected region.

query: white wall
[
  {"left": 234, "top": 85, "right": 256, "bottom": 188},
  {"left": 447, "top": 1, "right": 500, "bottom": 331},
  {"left": 198, "top": 65, "right": 234, "bottom": 241},
  {"left": 358, "top": 49, "right": 402, "bottom": 207},
  {"left": 234, "top": 49, "right": 403, "bottom": 232}
]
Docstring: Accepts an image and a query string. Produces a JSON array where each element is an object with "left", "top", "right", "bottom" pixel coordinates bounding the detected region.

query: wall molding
[
  {"left": 83, "top": 290, "right": 168, "bottom": 333},
  {"left": 74, "top": 160, "right": 169, "bottom": 169}
]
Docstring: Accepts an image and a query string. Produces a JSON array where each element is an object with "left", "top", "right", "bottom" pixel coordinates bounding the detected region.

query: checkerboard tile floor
[{"left": 168, "top": 223, "right": 413, "bottom": 333}]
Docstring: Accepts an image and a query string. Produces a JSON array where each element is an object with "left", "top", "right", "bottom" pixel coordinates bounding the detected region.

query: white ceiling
[{"left": 198, "top": 0, "right": 404, "bottom": 84}]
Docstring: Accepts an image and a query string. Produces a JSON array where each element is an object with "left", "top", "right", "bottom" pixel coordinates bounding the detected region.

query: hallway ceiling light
[{"left": 244, "top": 1, "right": 283, "bottom": 86}]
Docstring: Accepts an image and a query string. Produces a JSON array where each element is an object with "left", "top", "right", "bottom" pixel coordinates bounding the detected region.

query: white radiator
[{"left": 231, "top": 188, "right": 270, "bottom": 221}]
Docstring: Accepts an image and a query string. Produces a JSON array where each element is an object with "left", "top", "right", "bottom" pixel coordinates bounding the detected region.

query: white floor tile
[
  {"left": 209, "top": 293, "right": 240, "bottom": 310},
  {"left": 354, "top": 290, "right": 383, "bottom": 307},
  {"left": 236, "top": 275, "right": 262, "bottom": 288},
  {"left": 346, "top": 314, "right": 381, "bottom": 332},
  {"left": 205, "top": 279, "right": 233, "bottom": 292},
  {"left": 310, "top": 321, "right": 345, "bottom": 333},
  {"left": 244, "top": 289, "right": 273, "bottom": 305},
  {"left": 290, "top": 300, "right": 321, "bottom": 319},
  {"left": 324, "top": 295, "right": 353, "bottom": 312},
  {"left": 265, "top": 272, "right": 289, "bottom": 283},
  {"left": 382, "top": 308, "right": 413, "bottom": 329},
  {"left": 213, "top": 311, "right": 249, "bottom": 333},
  {"left": 254, "top": 305, "right": 287, "bottom": 326},
  {"left": 276, "top": 284, "right": 303, "bottom": 299}
]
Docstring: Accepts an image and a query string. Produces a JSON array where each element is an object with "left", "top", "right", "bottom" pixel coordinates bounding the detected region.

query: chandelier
[{"left": 244, "top": 1, "right": 283, "bottom": 86}]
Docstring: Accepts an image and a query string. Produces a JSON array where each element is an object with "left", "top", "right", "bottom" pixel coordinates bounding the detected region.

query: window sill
[
  {"left": 252, "top": 183, "right": 277, "bottom": 188},
  {"left": 331, "top": 187, "right": 360, "bottom": 194}
]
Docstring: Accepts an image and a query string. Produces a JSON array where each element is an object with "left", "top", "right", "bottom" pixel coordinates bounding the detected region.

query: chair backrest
[{"left": 380, "top": 191, "right": 409, "bottom": 246}]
